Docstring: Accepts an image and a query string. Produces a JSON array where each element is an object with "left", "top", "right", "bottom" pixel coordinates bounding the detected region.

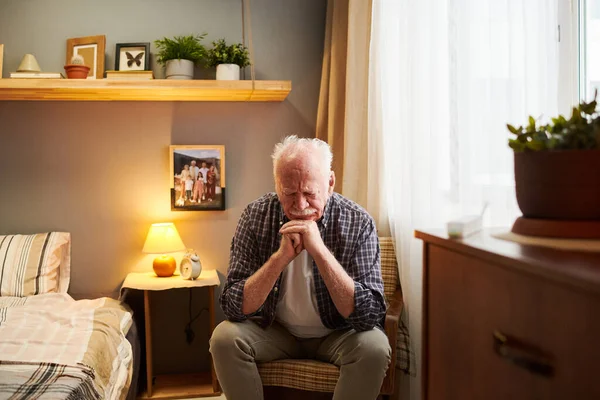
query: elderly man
[
  {"left": 190, "top": 160, "right": 200, "bottom": 181},
  {"left": 210, "top": 136, "right": 390, "bottom": 400},
  {"left": 199, "top": 161, "right": 209, "bottom": 201}
]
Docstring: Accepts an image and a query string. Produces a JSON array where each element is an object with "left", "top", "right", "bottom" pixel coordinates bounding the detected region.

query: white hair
[{"left": 272, "top": 135, "right": 333, "bottom": 178}]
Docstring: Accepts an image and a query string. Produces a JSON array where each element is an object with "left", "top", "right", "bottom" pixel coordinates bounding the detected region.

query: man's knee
[
  {"left": 210, "top": 320, "right": 244, "bottom": 356},
  {"left": 351, "top": 329, "right": 392, "bottom": 368}
]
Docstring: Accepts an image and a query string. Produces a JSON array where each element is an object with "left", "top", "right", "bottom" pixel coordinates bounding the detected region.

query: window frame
[{"left": 558, "top": 0, "right": 581, "bottom": 113}]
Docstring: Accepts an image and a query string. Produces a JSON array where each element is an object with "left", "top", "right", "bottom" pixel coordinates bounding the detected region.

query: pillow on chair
[{"left": 0, "top": 232, "right": 71, "bottom": 297}]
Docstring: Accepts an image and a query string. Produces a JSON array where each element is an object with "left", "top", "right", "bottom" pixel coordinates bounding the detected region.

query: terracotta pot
[
  {"left": 514, "top": 150, "right": 600, "bottom": 220},
  {"left": 64, "top": 65, "right": 90, "bottom": 79}
]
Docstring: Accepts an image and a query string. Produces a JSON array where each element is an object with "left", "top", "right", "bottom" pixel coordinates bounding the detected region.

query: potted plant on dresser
[
  {"left": 507, "top": 92, "right": 600, "bottom": 237},
  {"left": 154, "top": 34, "right": 207, "bottom": 80},
  {"left": 64, "top": 54, "right": 90, "bottom": 79},
  {"left": 207, "top": 39, "right": 250, "bottom": 80}
]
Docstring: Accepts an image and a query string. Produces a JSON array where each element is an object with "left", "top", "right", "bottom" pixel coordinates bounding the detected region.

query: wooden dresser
[{"left": 415, "top": 229, "right": 600, "bottom": 400}]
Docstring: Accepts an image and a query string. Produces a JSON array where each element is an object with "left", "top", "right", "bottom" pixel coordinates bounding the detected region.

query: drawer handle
[{"left": 493, "top": 330, "right": 554, "bottom": 378}]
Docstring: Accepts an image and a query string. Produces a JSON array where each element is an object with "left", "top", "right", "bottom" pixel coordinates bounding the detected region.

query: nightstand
[{"left": 122, "top": 270, "right": 221, "bottom": 399}]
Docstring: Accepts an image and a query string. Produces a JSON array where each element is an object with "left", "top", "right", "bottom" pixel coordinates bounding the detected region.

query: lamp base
[
  {"left": 511, "top": 216, "right": 600, "bottom": 239},
  {"left": 153, "top": 255, "right": 176, "bottom": 277}
]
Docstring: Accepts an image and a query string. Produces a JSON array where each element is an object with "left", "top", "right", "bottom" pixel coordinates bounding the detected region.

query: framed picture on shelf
[
  {"left": 115, "top": 42, "right": 150, "bottom": 71},
  {"left": 0, "top": 44, "right": 4, "bottom": 78},
  {"left": 169, "top": 145, "right": 226, "bottom": 211},
  {"left": 66, "top": 35, "right": 106, "bottom": 79}
]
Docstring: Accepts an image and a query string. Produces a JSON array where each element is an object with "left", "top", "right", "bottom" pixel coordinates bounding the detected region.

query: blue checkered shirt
[{"left": 220, "top": 192, "right": 386, "bottom": 332}]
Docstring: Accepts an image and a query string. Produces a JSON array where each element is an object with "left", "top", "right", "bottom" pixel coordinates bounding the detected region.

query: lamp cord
[{"left": 185, "top": 288, "right": 208, "bottom": 345}]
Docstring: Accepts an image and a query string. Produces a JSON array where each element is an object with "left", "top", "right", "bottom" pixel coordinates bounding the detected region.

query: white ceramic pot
[
  {"left": 216, "top": 64, "right": 240, "bottom": 80},
  {"left": 165, "top": 59, "right": 194, "bottom": 80}
]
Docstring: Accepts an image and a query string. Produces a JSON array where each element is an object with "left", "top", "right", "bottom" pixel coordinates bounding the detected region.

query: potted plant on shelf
[
  {"left": 64, "top": 54, "right": 90, "bottom": 79},
  {"left": 507, "top": 92, "right": 600, "bottom": 223},
  {"left": 154, "top": 34, "right": 207, "bottom": 80},
  {"left": 207, "top": 39, "right": 250, "bottom": 81}
]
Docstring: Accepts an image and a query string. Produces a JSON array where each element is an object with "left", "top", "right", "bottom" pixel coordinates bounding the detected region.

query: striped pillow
[{"left": 0, "top": 232, "right": 71, "bottom": 297}]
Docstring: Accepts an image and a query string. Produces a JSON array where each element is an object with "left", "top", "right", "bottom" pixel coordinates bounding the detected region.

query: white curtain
[{"left": 369, "top": 0, "right": 559, "bottom": 398}]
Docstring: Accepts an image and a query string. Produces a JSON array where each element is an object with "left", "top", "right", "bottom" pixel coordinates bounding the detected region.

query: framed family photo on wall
[
  {"left": 66, "top": 35, "right": 106, "bottom": 79},
  {"left": 170, "top": 145, "right": 226, "bottom": 211},
  {"left": 0, "top": 44, "right": 4, "bottom": 78}
]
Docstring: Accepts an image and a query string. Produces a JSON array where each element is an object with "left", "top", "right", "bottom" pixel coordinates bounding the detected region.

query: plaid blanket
[
  {"left": 397, "top": 320, "right": 415, "bottom": 376},
  {"left": 0, "top": 294, "right": 133, "bottom": 400},
  {"left": 0, "top": 361, "right": 100, "bottom": 400}
]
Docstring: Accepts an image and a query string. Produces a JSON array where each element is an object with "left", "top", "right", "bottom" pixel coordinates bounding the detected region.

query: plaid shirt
[{"left": 220, "top": 192, "right": 386, "bottom": 332}]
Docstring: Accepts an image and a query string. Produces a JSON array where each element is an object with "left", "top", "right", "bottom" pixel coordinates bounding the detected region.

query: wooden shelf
[
  {"left": 138, "top": 372, "right": 219, "bottom": 399},
  {"left": 0, "top": 79, "right": 291, "bottom": 101}
]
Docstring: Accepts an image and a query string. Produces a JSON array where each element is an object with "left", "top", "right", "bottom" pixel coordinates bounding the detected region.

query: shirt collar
[{"left": 319, "top": 195, "right": 333, "bottom": 228}]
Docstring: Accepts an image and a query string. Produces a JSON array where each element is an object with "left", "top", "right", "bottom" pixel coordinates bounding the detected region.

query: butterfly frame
[{"left": 115, "top": 42, "right": 150, "bottom": 71}]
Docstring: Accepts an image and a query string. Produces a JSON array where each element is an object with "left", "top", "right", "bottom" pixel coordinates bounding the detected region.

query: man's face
[
  {"left": 202, "top": 162, "right": 207, "bottom": 168},
  {"left": 275, "top": 155, "right": 334, "bottom": 221},
  {"left": 191, "top": 161, "right": 196, "bottom": 167}
]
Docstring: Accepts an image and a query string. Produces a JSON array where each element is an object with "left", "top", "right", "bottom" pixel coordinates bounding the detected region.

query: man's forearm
[
  {"left": 313, "top": 246, "right": 355, "bottom": 318},
  {"left": 242, "top": 252, "right": 287, "bottom": 315}
]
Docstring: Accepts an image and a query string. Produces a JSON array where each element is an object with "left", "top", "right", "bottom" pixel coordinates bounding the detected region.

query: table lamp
[{"left": 142, "top": 222, "right": 186, "bottom": 277}]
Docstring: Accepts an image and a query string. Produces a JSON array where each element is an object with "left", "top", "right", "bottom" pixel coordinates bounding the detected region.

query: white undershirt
[{"left": 275, "top": 250, "right": 334, "bottom": 338}]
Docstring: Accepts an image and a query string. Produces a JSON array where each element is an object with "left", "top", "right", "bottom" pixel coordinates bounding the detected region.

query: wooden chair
[{"left": 258, "top": 237, "right": 404, "bottom": 400}]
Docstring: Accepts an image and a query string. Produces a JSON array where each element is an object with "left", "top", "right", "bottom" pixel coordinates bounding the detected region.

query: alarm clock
[{"left": 180, "top": 250, "right": 202, "bottom": 280}]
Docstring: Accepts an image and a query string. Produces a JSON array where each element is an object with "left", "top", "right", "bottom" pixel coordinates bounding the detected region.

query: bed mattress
[{"left": 0, "top": 293, "right": 133, "bottom": 400}]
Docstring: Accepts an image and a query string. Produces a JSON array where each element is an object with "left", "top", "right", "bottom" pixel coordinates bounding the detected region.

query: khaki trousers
[{"left": 209, "top": 320, "right": 391, "bottom": 400}]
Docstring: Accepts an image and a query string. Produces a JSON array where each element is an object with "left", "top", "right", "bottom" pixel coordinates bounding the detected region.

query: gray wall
[{"left": 0, "top": 0, "right": 326, "bottom": 374}]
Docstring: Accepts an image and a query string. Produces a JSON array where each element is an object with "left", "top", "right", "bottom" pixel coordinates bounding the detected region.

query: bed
[{"left": 0, "top": 232, "right": 138, "bottom": 400}]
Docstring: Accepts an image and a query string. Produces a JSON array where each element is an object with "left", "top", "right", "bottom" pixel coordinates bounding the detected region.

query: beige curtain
[{"left": 317, "top": 0, "right": 389, "bottom": 234}]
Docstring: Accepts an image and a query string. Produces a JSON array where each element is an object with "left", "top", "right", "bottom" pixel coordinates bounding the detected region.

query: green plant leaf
[
  {"left": 525, "top": 141, "right": 545, "bottom": 151},
  {"left": 508, "top": 139, "right": 525, "bottom": 152},
  {"left": 154, "top": 34, "right": 208, "bottom": 66},
  {"left": 507, "top": 95, "right": 600, "bottom": 151},
  {"left": 206, "top": 38, "right": 251, "bottom": 68},
  {"left": 506, "top": 124, "right": 520, "bottom": 134},
  {"left": 581, "top": 100, "right": 597, "bottom": 115},
  {"left": 571, "top": 107, "right": 581, "bottom": 121}
]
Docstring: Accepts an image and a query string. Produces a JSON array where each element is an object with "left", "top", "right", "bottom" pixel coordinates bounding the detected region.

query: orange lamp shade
[{"left": 142, "top": 223, "right": 186, "bottom": 277}]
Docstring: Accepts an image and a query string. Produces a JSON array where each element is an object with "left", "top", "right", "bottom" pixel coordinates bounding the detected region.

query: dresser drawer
[{"left": 425, "top": 244, "right": 600, "bottom": 400}]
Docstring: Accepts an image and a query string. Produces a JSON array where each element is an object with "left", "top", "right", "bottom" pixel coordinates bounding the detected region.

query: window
[
  {"left": 560, "top": 0, "right": 600, "bottom": 107},
  {"left": 580, "top": 0, "right": 600, "bottom": 100}
]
